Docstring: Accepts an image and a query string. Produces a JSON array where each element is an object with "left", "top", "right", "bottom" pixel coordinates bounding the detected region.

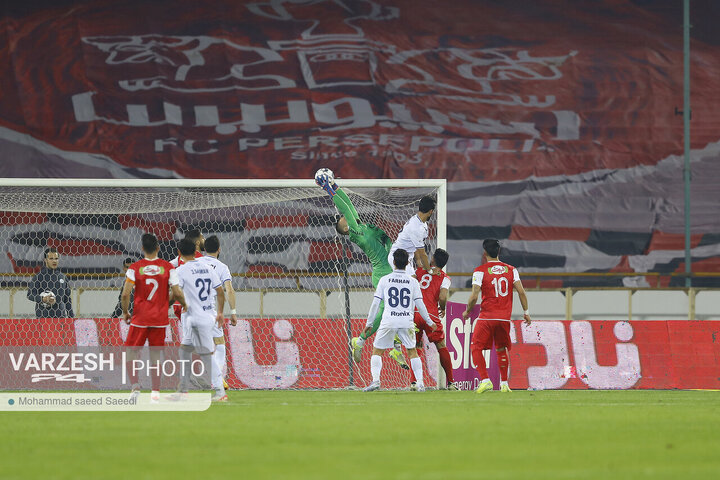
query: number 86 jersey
[
  {"left": 472, "top": 261, "right": 520, "bottom": 321},
  {"left": 374, "top": 270, "right": 424, "bottom": 329}
]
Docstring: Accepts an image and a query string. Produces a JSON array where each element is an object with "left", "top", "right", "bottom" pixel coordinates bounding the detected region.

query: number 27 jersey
[
  {"left": 472, "top": 261, "right": 520, "bottom": 321},
  {"left": 176, "top": 260, "right": 222, "bottom": 320}
]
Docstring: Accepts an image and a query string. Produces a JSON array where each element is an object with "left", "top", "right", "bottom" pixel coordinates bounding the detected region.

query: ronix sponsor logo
[{"left": 489, "top": 265, "right": 508, "bottom": 274}]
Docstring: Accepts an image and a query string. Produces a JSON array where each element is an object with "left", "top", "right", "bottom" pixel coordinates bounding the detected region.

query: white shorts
[
  {"left": 181, "top": 315, "right": 215, "bottom": 354},
  {"left": 212, "top": 324, "right": 223, "bottom": 339},
  {"left": 373, "top": 326, "right": 416, "bottom": 350},
  {"left": 387, "top": 251, "right": 415, "bottom": 276}
]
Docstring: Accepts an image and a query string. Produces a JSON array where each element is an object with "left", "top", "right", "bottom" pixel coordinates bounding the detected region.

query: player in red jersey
[
  {"left": 462, "top": 239, "right": 531, "bottom": 394},
  {"left": 121, "top": 233, "right": 186, "bottom": 402},
  {"left": 409, "top": 248, "right": 457, "bottom": 390}
]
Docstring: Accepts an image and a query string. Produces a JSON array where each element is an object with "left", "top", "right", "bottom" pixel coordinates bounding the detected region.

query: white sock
[
  {"left": 500, "top": 380, "right": 509, "bottom": 387},
  {"left": 356, "top": 337, "right": 365, "bottom": 347},
  {"left": 410, "top": 357, "right": 424, "bottom": 387},
  {"left": 213, "top": 344, "right": 227, "bottom": 380},
  {"left": 481, "top": 378, "right": 491, "bottom": 384},
  {"left": 370, "top": 355, "right": 382, "bottom": 383},
  {"left": 209, "top": 352, "right": 223, "bottom": 391}
]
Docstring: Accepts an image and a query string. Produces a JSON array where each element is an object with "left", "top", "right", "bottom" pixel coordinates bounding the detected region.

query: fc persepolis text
[
  {"left": 8, "top": 352, "right": 205, "bottom": 385},
  {"left": 72, "top": 94, "right": 579, "bottom": 157}
]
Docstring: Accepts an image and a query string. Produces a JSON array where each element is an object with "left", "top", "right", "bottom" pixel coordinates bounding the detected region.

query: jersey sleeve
[
  {"left": 210, "top": 268, "right": 222, "bottom": 289},
  {"left": 168, "top": 268, "right": 179, "bottom": 286},
  {"left": 512, "top": 268, "right": 520, "bottom": 283},
  {"left": 373, "top": 278, "right": 385, "bottom": 300},
  {"left": 170, "top": 256, "right": 179, "bottom": 268},
  {"left": 333, "top": 187, "right": 360, "bottom": 230},
  {"left": 410, "top": 223, "right": 427, "bottom": 249},
  {"left": 472, "top": 270, "right": 484, "bottom": 286},
  {"left": 125, "top": 267, "right": 136, "bottom": 283},
  {"left": 441, "top": 276, "right": 451, "bottom": 290},
  {"left": 219, "top": 263, "right": 232, "bottom": 284}
]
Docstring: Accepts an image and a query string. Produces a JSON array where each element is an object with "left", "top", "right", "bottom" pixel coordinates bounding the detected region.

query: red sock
[
  {"left": 471, "top": 347, "right": 488, "bottom": 380},
  {"left": 437, "top": 347, "right": 454, "bottom": 384},
  {"left": 497, "top": 349, "right": 509, "bottom": 381}
]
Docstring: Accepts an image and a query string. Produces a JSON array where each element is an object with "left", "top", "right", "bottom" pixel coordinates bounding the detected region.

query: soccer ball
[{"left": 314, "top": 168, "right": 335, "bottom": 186}]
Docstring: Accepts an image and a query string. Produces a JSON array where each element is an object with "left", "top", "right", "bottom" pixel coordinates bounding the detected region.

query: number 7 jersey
[
  {"left": 126, "top": 258, "right": 178, "bottom": 327},
  {"left": 472, "top": 261, "right": 520, "bottom": 321}
]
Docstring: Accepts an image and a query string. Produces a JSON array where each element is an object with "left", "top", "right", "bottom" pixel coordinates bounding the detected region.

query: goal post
[{"left": 0, "top": 177, "right": 446, "bottom": 390}]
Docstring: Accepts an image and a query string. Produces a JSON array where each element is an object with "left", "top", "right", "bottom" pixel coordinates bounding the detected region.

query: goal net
[{"left": 0, "top": 179, "right": 445, "bottom": 390}]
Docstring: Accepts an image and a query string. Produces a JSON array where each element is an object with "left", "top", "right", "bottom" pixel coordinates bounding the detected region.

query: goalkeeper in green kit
[{"left": 315, "top": 170, "right": 408, "bottom": 369}]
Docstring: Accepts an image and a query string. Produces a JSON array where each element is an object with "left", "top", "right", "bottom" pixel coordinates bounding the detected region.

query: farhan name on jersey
[{"left": 388, "top": 277, "right": 410, "bottom": 284}]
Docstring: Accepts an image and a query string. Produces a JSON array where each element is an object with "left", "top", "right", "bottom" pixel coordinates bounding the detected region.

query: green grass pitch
[{"left": 1, "top": 390, "right": 718, "bottom": 479}]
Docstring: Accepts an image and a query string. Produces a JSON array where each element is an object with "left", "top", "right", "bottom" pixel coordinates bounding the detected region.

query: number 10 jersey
[{"left": 472, "top": 261, "right": 520, "bottom": 321}]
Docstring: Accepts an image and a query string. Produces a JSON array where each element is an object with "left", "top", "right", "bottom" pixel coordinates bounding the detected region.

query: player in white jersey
[
  {"left": 173, "top": 238, "right": 226, "bottom": 401},
  {"left": 388, "top": 195, "right": 439, "bottom": 277},
  {"left": 197, "top": 235, "right": 238, "bottom": 396},
  {"left": 170, "top": 229, "right": 205, "bottom": 353},
  {"left": 363, "top": 249, "right": 437, "bottom": 392}
]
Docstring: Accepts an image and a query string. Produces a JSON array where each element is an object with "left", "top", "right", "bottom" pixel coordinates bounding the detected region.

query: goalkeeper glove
[{"left": 317, "top": 177, "right": 337, "bottom": 197}]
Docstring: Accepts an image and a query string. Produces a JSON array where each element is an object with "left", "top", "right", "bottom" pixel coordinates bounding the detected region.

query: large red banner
[
  {"left": 1, "top": 316, "right": 718, "bottom": 390},
  {"left": 1, "top": 1, "right": 719, "bottom": 181}
]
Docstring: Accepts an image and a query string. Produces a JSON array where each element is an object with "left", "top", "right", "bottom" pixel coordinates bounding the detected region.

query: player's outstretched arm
[
  {"left": 333, "top": 186, "right": 360, "bottom": 223},
  {"left": 414, "top": 249, "right": 435, "bottom": 274},
  {"left": 514, "top": 280, "right": 531, "bottom": 325},
  {"left": 331, "top": 188, "right": 361, "bottom": 231},
  {"left": 463, "top": 285, "right": 481, "bottom": 320}
]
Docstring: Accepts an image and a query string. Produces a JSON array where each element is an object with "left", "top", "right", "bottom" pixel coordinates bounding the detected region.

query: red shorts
[
  {"left": 124, "top": 325, "right": 167, "bottom": 347},
  {"left": 471, "top": 319, "right": 512, "bottom": 351},
  {"left": 414, "top": 315, "right": 444, "bottom": 343}
]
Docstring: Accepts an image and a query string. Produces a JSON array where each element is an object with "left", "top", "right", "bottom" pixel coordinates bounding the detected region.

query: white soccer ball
[{"left": 314, "top": 168, "right": 334, "bottom": 185}]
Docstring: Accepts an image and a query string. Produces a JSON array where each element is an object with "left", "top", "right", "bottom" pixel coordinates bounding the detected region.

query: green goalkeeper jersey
[{"left": 333, "top": 188, "right": 393, "bottom": 283}]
